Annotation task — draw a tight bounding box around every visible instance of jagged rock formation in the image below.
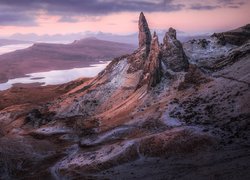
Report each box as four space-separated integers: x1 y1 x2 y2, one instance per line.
142 32 162 87
184 24 250 71
161 27 189 72
0 13 250 180
212 24 250 46
49 13 189 119
138 12 152 56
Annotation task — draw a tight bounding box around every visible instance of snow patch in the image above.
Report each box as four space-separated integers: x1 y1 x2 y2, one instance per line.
80 126 132 146
162 111 183 127
34 126 71 135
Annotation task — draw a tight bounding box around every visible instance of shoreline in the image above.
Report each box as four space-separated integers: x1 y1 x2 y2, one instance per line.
0 61 109 90
0 77 91 110
0 60 109 84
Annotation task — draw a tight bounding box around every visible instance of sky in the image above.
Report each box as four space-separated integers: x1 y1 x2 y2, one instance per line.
0 0 250 37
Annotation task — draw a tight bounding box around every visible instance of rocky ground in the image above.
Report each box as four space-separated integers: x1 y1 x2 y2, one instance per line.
0 13 249 179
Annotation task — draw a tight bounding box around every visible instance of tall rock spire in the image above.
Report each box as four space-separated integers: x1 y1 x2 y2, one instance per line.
140 31 162 87
146 32 162 87
138 12 152 55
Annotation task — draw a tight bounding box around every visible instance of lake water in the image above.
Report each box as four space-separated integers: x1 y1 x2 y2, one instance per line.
0 62 109 91
0 44 33 55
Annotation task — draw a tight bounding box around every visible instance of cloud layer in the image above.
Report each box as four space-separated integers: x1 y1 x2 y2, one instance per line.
0 0 247 26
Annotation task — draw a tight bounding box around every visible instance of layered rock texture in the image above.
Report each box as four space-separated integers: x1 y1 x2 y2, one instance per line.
0 13 250 179
212 24 250 46
161 27 189 72
138 12 152 54
143 32 162 87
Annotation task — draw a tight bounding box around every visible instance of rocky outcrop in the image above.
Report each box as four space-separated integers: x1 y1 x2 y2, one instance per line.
161 28 189 72
212 24 250 46
138 12 152 56
184 31 250 71
143 32 162 87
138 26 189 87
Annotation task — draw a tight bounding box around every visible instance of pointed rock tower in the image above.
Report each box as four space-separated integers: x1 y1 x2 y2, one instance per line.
134 14 189 88
143 32 162 87
138 12 152 56
161 27 189 72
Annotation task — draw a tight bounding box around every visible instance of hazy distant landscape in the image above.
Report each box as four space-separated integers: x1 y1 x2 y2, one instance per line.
0 39 32 47
0 43 33 55
0 31 210 46
0 38 135 84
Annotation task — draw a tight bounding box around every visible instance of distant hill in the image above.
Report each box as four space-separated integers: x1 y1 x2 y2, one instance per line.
0 39 31 46
7 31 211 45
0 38 136 83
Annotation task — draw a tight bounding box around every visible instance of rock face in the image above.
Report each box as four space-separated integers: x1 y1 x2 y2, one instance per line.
138 23 188 87
161 27 189 72
138 12 152 55
183 24 250 71
143 32 162 87
212 24 250 46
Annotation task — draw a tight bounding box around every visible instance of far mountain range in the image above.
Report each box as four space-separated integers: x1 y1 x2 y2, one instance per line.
1 31 210 45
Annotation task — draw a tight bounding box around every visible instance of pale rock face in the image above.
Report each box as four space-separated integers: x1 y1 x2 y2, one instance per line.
161 27 189 72
138 12 152 55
